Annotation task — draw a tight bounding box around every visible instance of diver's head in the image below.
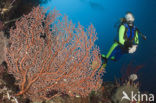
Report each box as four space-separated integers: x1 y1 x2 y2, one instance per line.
125 12 135 26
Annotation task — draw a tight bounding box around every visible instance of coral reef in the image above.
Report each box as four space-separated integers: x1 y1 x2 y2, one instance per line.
112 80 139 103
0 0 51 37
0 1 147 103
6 6 104 102
0 31 7 64
0 62 145 103
0 76 115 103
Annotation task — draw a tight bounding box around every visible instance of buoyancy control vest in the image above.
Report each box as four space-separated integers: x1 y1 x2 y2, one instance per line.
115 23 137 47
114 23 138 52
123 23 137 44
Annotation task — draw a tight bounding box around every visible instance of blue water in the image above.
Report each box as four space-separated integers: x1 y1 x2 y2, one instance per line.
41 0 156 94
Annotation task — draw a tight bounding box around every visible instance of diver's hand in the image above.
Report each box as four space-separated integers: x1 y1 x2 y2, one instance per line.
128 45 138 53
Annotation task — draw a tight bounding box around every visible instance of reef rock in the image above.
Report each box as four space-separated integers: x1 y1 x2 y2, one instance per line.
0 31 7 65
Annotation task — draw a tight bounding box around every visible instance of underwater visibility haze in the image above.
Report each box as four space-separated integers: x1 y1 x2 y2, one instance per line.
41 0 156 95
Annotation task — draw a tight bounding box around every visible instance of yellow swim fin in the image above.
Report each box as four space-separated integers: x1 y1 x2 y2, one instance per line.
102 63 107 68
98 63 107 72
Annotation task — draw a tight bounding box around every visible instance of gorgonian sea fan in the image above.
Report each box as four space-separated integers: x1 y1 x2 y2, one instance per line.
6 6 104 101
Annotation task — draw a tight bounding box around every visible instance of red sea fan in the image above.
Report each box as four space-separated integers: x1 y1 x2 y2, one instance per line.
121 62 144 82
6 6 104 101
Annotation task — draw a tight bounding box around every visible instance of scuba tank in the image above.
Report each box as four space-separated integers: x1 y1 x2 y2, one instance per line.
114 18 127 28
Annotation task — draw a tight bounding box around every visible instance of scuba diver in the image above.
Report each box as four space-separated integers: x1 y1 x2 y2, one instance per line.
101 12 146 68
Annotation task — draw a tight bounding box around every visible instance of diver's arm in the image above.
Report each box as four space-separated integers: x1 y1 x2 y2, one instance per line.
119 25 126 45
135 31 139 45
129 30 139 53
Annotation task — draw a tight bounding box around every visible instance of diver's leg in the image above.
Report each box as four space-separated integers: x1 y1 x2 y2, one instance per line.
106 42 118 59
101 42 118 59
101 42 118 68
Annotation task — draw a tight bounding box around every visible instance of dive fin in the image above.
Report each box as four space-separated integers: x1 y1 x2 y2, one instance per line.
99 63 107 72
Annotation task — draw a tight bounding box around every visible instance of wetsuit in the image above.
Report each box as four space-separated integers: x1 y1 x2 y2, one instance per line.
102 23 139 65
